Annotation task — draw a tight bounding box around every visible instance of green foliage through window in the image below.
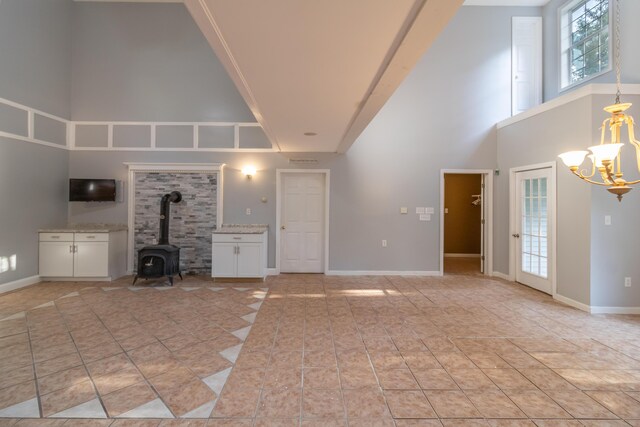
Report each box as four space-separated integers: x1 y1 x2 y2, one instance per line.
566 0 609 85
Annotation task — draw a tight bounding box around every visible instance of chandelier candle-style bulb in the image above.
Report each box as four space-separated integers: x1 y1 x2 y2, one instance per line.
559 151 589 169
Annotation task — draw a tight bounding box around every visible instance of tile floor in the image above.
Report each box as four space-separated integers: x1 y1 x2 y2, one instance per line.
0 272 639 426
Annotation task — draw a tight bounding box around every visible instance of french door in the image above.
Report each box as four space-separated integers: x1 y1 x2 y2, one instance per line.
514 168 554 294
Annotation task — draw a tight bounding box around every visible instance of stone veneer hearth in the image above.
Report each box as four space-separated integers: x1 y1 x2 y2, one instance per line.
134 172 217 274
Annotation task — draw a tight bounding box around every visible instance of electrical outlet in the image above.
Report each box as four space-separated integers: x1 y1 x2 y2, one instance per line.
400 207 408 214
246 208 251 215
625 277 632 288
382 240 387 247
605 215 611 225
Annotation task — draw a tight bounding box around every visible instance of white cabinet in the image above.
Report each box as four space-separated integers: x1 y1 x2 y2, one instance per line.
39 231 127 281
212 231 267 279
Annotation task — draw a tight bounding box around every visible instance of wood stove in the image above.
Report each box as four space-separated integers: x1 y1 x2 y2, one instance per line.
133 191 183 285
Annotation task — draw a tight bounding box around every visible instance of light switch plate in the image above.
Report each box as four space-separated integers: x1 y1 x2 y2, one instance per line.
605 215 611 225
419 214 431 221
425 207 435 214
400 207 408 214
416 207 426 214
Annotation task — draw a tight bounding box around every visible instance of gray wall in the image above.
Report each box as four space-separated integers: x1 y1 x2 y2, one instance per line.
589 94 640 308
0 0 72 285
496 96 593 305
542 0 640 101
0 0 72 118
70 2 255 122
68 6 540 272
0 138 69 284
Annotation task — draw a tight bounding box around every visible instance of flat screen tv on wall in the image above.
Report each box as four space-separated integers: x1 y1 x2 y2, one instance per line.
69 179 116 202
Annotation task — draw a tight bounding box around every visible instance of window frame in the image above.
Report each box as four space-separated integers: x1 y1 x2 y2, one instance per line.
558 0 613 92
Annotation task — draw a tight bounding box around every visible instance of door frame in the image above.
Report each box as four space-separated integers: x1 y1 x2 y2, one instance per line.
508 161 557 296
439 169 494 277
275 169 330 275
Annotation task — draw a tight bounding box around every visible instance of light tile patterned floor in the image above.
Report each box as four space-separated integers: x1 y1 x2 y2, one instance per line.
0 272 640 426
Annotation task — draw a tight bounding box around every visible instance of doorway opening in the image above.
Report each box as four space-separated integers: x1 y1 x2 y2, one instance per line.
276 170 330 274
440 169 493 276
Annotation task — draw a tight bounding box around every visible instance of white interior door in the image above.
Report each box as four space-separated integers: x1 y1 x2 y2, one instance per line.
515 168 553 294
280 173 325 273
512 17 542 116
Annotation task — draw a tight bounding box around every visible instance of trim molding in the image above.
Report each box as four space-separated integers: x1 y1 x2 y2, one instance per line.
553 293 591 312
497 83 640 129
0 275 40 294
590 306 640 315
266 268 278 276
326 270 441 276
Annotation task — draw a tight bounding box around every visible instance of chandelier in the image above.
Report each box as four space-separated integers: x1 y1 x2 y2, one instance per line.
558 0 640 201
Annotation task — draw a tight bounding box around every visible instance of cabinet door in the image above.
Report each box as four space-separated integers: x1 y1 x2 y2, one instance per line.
74 242 109 277
39 242 74 277
212 243 237 277
237 243 263 278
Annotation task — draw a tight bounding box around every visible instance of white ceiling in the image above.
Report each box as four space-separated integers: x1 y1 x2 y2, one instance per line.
185 0 463 153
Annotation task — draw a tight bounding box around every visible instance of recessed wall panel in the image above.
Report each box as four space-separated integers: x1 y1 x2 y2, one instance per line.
113 125 151 148
34 114 66 146
75 124 108 148
156 125 193 148
198 126 234 149
0 104 28 137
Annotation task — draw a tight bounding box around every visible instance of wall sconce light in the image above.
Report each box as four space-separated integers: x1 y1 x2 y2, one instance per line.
241 166 257 180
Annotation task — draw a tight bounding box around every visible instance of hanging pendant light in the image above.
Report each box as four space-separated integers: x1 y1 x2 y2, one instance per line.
558 0 640 201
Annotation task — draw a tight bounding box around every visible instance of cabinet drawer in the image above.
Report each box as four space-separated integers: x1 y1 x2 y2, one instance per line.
40 233 74 242
212 233 265 243
75 233 109 242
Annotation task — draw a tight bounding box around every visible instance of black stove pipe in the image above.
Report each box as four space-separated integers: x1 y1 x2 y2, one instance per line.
158 191 182 245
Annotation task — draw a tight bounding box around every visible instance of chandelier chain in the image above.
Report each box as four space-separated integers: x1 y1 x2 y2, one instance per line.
615 0 622 103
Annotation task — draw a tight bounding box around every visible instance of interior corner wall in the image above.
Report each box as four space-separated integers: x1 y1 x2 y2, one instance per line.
589 94 640 309
70 2 255 122
542 0 640 102
496 96 593 306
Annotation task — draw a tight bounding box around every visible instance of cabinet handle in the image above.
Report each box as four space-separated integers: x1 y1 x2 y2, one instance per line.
233 237 241 240
69 245 74 253
86 236 96 239
237 245 240 254
51 236 60 239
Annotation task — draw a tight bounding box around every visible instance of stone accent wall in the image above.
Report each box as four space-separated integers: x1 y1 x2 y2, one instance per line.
134 172 217 275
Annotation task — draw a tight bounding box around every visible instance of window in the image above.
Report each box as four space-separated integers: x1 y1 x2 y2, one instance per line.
560 0 611 89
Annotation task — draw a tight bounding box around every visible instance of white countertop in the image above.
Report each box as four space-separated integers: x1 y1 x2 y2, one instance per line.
213 224 269 234
39 224 128 233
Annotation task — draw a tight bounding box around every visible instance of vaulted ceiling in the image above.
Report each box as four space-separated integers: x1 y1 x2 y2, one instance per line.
75 0 548 152
184 0 463 153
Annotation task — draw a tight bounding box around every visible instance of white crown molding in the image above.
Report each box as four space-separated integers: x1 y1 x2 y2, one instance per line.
464 0 550 5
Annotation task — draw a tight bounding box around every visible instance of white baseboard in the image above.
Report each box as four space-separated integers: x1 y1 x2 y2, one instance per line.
40 277 114 282
590 306 640 315
444 253 481 258
0 275 41 294
266 268 278 276
553 293 591 312
491 271 510 280
326 270 441 277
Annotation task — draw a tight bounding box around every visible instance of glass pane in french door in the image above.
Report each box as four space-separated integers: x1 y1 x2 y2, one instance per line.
521 177 548 278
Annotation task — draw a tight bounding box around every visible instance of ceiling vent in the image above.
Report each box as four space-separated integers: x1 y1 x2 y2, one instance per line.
288 158 319 165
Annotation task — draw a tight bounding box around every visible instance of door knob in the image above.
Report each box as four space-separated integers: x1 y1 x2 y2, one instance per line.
281 225 286 230
512 233 520 238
